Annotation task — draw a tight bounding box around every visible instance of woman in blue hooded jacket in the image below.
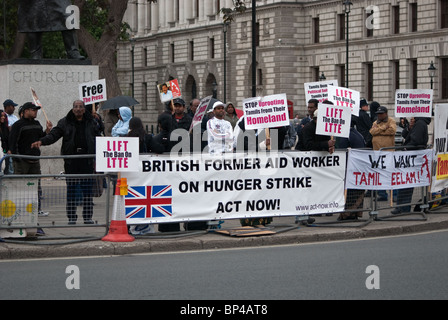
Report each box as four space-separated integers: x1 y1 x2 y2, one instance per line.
111 107 132 137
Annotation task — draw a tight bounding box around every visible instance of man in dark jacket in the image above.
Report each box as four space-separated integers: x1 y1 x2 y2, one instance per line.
391 117 431 214
32 100 101 224
354 99 372 147
9 102 52 222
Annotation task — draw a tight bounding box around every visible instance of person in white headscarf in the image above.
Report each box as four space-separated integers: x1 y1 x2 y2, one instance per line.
111 107 132 137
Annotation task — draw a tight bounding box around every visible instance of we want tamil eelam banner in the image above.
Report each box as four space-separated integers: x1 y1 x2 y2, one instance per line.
122 152 347 224
346 149 432 190
432 104 448 192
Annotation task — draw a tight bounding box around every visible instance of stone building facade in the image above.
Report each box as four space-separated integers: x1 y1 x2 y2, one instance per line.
116 0 448 129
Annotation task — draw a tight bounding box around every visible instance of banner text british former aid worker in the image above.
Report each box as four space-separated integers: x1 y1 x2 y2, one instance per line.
123 152 347 224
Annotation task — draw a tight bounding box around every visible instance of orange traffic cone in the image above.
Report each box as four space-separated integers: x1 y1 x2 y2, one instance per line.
102 178 135 242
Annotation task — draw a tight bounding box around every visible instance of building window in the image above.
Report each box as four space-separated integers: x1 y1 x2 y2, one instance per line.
442 58 448 99
393 60 400 92
255 22 260 47
338 14 345 41
210 38 215 59
189 40 194 61
257 68 263 86
143 48 148 67
313 17 320 43
442 0 448 29
339 65 345 88
409 3 418 32
170 43 175 63
365 63 374 101
312 67 320 82
366 10 374 37
142 82 147 110
392 5 400 34
408 59 418 89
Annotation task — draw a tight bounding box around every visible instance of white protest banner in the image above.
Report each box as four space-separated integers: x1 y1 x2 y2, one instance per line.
243 93 290 130
432 104 448 192
395 89 433 118
189 96 213 131
315 103 352 138
346 149 432 190
79 79 107 104
327 86 360 117
95 137 140 172
123 151 346 224
304 80 338 104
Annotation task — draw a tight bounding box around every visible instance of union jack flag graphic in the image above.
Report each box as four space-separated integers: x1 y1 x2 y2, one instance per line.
125 185 173 219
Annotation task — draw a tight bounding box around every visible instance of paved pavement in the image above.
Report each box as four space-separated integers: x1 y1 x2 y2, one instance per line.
2 204 448 260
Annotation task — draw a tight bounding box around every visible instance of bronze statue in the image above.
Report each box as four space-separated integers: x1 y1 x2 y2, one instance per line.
18 0 85 60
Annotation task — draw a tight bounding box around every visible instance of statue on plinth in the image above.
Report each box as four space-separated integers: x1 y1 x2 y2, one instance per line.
18 0 85 60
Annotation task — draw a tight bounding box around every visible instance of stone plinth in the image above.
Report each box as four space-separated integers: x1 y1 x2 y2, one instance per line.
0 60 99 174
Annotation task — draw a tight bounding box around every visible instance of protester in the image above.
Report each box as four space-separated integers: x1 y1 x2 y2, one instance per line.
337 115 366 220
354 98 372 148
392 117 431 214
86 103 105 136
127 117 164 235
295 99 318 151
188 98 200 118
224 102 239 129
111 106 132 137
127 117 164 154
3 99 19 174
369 101 380 123
31 100 101 225
3 99 19 128
9 102 52 232
301 102 335 154
369 106 396 201
207 101 234 155
103 109 119 136
0 110 9 173
171 98 192 131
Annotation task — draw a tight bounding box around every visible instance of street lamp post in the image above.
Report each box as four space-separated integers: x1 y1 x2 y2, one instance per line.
223 22 229 102
320 72 326 81
252 0 256 97
428 60 436 90
343 1 352 88
130 37 136 116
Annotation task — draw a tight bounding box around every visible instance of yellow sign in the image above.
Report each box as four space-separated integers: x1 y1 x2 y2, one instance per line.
436 154 448 180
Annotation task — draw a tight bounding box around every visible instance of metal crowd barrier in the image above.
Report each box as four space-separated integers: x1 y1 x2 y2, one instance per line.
0 154 112 244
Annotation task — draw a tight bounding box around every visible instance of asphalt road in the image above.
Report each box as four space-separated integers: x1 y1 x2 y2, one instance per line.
1 230 448 302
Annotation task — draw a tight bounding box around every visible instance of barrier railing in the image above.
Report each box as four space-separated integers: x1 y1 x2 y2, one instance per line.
0 154 111 244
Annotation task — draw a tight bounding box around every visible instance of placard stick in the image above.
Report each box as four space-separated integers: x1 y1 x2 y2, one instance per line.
265 128 271 150
30 87 49 122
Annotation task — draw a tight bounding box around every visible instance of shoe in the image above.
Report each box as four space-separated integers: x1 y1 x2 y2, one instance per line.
337 215 358 221
391 208 402 215
36 228 45 236
38 211 49 217
84 219 95 224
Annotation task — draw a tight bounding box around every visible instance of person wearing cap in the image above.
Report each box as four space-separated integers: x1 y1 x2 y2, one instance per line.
354 98 372 148
207 101 234 155
369 105 396 201
3 99 19 128
31 100 101 225
8 102 52 224
369 106 396 151
171 98 192 131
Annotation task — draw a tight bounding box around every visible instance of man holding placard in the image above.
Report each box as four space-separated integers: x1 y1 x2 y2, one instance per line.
32 100 101 224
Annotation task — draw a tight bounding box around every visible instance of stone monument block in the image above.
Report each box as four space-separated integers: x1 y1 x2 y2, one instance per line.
0 60 99 174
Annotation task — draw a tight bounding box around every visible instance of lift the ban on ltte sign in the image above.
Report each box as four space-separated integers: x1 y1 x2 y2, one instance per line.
96 137 139 172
